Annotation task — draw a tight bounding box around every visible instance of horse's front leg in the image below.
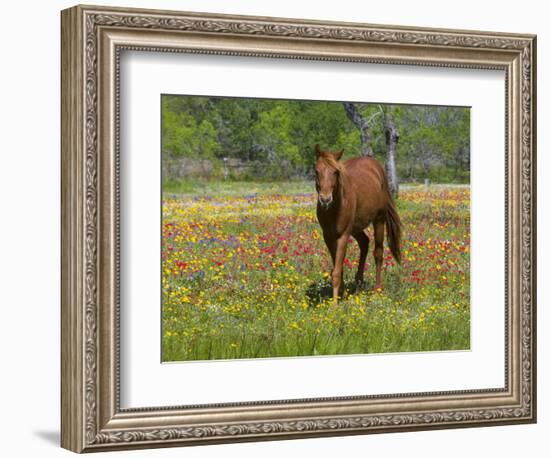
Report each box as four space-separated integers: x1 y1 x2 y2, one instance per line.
322 232 337 267
332 234 350 302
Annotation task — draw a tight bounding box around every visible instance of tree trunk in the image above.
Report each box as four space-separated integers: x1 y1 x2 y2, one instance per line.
384 113 399 198
343 102 373 157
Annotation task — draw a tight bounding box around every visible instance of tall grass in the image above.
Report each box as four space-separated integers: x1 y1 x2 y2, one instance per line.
162 182 470 361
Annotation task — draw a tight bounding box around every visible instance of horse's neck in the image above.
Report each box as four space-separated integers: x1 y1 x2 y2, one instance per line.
337 174 348 204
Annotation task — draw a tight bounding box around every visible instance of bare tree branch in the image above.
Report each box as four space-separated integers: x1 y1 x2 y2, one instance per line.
343 102 373 157
382 108 399 198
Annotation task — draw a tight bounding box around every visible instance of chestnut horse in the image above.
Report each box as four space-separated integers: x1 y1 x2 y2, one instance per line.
314 144 402 301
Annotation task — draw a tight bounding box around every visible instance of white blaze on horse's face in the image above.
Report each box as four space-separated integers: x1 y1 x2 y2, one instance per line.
315 164 337 209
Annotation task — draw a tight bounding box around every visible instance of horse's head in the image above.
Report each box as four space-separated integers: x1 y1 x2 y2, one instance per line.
314 144 344 209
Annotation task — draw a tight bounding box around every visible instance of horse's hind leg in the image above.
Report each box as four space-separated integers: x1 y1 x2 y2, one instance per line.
373 219 385 289
352 230 369 290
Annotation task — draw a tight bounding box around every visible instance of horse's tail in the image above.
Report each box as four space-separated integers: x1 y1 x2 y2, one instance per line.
385 197 402 264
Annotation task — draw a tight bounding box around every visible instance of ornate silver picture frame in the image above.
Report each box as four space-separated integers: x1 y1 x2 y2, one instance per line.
61 4 536 453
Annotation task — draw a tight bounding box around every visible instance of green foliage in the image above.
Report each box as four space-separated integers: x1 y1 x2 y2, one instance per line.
250 104 300 170
162 100 221 159
395 106 470 182
161 95 470 183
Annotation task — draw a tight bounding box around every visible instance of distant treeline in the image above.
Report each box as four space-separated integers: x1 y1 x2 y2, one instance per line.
162 95 470 183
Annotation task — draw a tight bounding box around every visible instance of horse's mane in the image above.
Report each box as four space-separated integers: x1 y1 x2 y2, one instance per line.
318 153 348 200
319 153 346 174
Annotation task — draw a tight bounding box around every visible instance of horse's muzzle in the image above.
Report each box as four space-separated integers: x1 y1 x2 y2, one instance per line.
318 194 333 209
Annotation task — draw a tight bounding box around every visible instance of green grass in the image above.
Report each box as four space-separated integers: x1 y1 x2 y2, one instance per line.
161 181 470 361
162 178 313 197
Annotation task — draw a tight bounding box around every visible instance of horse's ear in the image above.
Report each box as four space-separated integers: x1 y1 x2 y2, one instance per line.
314 144 321 158
334 150 344 161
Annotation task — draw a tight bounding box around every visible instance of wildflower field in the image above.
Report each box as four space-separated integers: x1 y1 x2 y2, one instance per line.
162 182 470 362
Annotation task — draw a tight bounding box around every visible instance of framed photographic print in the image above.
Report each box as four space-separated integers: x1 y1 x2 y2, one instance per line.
61 4 537 453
